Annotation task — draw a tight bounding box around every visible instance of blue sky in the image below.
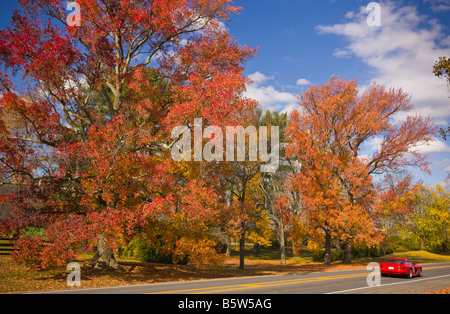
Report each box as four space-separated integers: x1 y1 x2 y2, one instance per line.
228 0 450 187
0 0 449 187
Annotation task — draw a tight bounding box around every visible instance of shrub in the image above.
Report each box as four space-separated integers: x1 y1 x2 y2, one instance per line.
312 249 343 262
121 237 188 265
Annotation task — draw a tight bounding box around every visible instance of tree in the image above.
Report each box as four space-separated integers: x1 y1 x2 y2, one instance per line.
256 109 295 265
377 171 420 251
394 185 450 252
433 56 450 81
0 0 257 270
438 126 450 141
432 56 450 139
285 76 436 265
224 108 280 269
246 213 273 257
227 160 262 270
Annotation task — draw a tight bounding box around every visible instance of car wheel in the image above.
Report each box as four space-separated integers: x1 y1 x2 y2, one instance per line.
408 268 413 279
418 268 422 277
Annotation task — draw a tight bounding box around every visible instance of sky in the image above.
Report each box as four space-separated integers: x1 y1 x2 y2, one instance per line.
226 0 450 187
0 0 449 187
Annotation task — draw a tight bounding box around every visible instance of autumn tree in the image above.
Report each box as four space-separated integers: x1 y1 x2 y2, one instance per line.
433 56 450 81
227 163 263 269
387 185 450 252
432 56 450 139
223 107 284 269
377 171 420 251
256 109 297 265
225 113 264 269
285 76 436 265
0 0 257 270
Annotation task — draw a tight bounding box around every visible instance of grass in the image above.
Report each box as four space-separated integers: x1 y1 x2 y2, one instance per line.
0 247 449 294
359 250 450 264
387 250 450 263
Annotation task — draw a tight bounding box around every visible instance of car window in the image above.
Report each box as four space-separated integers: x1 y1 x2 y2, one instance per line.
387 259 405 264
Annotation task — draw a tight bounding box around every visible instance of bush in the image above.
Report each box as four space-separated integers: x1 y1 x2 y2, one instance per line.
121 238 188 265
137 246 174 264
351 245 387 259
312 245 391 263
312 250 343 262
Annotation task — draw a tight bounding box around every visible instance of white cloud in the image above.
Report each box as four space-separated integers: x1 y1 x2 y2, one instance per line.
345 11 355 19
245 72 298 112
411 137 450 154
361 133 450 157
248 71 274 85
424 0 450 12
436 158 450 171
316 1 450 119
332 48 352 58
366 136 384 152
296 78 311 86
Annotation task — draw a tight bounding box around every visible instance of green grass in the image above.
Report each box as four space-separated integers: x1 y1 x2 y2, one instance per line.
232 245 450 265
229 245 315 262
371 250 450 264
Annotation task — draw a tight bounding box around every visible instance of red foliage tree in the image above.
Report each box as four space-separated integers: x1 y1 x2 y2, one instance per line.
0 0 256 269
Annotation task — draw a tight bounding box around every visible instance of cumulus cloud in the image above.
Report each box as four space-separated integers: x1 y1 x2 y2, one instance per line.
436 158 450 172
424 0 450 12
248 71 274 85
363 135 450 159
366 136 384 152
411 137 450 154
296 78 311 86
245 72 298 112
316 1 450 120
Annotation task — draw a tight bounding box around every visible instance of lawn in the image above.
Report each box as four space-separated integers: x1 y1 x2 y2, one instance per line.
372 250 450 264
1 248 449 294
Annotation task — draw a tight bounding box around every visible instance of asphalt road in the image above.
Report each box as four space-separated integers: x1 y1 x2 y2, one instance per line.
44 262 450 294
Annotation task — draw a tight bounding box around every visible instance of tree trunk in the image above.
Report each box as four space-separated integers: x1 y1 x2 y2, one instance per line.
239 222 246 270
343 242 352 264
292 239 297 256
420 238 426 251
91 235 121 270
324 229 332 265
226 233 231 258
279 224 286 265
253 243 260 257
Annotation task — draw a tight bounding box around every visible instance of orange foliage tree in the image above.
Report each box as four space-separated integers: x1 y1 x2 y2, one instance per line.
285 76 436 264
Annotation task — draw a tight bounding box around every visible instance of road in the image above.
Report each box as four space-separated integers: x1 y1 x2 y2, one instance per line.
43 262 450 294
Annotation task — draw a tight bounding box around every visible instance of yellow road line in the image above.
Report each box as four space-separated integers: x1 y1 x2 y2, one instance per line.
149 264 450 294
423 265 450 270
191 278 333 294
150 273 368 294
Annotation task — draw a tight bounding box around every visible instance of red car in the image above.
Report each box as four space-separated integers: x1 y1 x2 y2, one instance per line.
380 258 422 278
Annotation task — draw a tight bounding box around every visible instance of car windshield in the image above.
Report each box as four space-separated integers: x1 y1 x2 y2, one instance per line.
386 259 405 264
